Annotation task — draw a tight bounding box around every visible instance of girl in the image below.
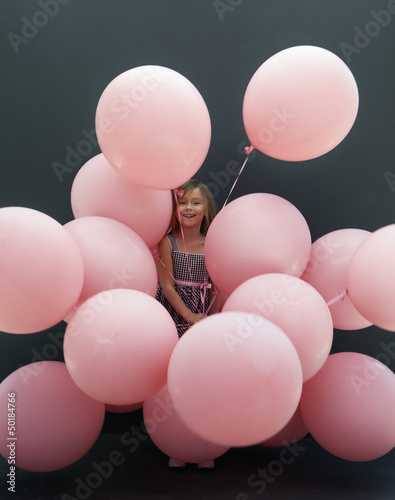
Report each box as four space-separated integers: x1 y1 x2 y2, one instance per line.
155 179 220 471
156 179 219 337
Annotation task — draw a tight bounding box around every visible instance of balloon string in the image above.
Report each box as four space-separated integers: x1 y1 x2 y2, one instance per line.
173 191 201 311
205 288 220 315
155 253 176 282
173 191 220 315
326 288 348 307
222 146 254 210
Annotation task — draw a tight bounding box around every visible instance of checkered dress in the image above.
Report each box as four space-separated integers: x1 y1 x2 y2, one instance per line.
156 234 210 337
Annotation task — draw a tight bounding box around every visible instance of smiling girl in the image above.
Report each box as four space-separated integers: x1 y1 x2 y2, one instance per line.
155 180 220 470
155 179 219 338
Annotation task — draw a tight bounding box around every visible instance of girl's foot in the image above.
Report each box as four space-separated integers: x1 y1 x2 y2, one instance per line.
197 460 215 471
168 457 186 469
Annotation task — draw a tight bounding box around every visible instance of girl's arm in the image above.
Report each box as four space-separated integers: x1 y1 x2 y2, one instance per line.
157 237 205 325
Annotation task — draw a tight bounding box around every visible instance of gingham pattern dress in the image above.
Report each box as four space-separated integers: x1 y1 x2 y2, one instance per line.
156 234 210 337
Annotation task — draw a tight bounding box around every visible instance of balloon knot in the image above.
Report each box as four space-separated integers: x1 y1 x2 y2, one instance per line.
326 288 348 307
244 146 254 155
150 247 159 260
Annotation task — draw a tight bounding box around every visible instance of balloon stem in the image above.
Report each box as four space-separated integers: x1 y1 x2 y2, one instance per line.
326 288 348 307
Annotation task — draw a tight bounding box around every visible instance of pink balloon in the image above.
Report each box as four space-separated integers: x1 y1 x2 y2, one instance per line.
300 352 395 461
205 193 311 295
167 312 303 447
143 384 229 463
0 207 83 334
301 228 372 330
347 224 395 331
95 65 211 189
223 274 333 382
243 45 359 161
105 402 143 413
71 154 172 249
218 291 228 312
64 289 178 405
64 216 158 308
260 403 308 448
0 361 105 472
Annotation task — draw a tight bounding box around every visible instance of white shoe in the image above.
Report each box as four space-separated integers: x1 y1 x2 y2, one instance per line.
168 457 186 469
197 460 215 470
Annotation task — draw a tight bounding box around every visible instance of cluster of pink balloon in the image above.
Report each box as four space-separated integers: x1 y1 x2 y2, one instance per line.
1 45 395 474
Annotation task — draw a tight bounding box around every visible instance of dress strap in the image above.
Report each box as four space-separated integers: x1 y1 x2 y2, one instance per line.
166 233 180 252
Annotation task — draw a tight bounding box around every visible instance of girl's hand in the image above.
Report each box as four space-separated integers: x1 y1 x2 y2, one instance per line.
186 312 206 325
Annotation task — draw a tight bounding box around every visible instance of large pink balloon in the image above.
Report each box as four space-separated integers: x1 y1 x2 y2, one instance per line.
105 402 143 414
0 207 83 334
64 216 158 308
143 384 229 463
167 312 303 447
0 361 105 472
71 154 172 249
223 274 333 382
300 352 395 462
347 224 395 332
205 194 311 295
95 65 211 189
301 228 372 330
260 403 308 448
64 289 178 405
243 45 359 161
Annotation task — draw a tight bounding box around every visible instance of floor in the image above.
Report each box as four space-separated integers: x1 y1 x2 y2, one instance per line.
2 409 395 500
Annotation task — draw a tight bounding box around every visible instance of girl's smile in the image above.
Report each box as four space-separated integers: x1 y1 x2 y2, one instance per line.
177 188 206 228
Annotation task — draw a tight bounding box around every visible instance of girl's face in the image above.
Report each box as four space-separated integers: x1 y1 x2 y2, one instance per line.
177 188 206 230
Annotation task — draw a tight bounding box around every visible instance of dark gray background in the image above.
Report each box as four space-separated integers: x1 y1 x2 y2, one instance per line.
1 0 395 382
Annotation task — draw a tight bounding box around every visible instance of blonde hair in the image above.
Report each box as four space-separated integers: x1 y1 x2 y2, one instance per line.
170 179 216 236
